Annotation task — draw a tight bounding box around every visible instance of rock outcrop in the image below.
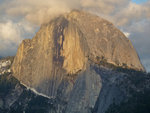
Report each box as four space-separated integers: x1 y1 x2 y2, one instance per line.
11 10 145 113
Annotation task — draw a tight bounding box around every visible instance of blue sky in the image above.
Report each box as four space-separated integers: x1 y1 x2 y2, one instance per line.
132 0 148 4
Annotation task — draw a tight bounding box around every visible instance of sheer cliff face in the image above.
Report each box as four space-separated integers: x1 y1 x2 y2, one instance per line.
12 10 144 97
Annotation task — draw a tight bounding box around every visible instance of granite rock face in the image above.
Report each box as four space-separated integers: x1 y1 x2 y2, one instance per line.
11 10 145 113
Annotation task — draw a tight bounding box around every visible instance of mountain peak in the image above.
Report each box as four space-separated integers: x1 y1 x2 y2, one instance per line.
12 10 144 97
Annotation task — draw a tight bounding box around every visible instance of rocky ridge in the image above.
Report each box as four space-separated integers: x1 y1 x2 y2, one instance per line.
1 62 149 113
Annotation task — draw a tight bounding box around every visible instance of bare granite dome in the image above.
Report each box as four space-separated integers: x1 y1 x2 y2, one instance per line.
12 10 144 98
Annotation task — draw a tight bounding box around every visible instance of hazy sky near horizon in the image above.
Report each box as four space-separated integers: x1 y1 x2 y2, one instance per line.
0 0 150 72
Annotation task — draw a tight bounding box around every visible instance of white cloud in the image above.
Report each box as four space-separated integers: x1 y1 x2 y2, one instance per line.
0 20 36 56
0 21 22 51
1 0 150 26
112 2 150 26
2 0 77 25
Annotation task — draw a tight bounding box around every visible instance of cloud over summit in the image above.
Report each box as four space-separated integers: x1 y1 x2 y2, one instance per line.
1 0 150 25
